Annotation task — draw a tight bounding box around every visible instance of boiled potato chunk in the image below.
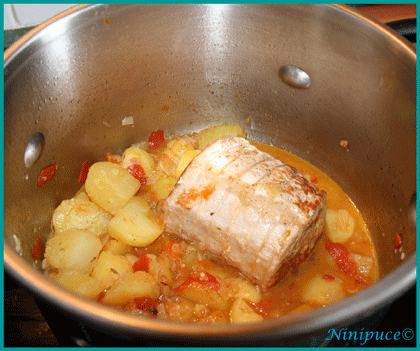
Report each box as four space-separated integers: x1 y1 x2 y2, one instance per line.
121 147 156 177
176 149 201 178
302 274 345 306
234 280 262 304
196 123 246 149
166 137 195 158
45 229 103 273
74 186 90 200
230 297 264 323
199 311 229 324
52 198 112 236
108 197 163 247
351 253 373 276
101 271 160 305
91 251 134 288
150 176 177 200
176 277 229 310
54 269 105 299
102 238 131 255
154 154 177 178
326 209 355 243
85 162 141 215
289 304 313 315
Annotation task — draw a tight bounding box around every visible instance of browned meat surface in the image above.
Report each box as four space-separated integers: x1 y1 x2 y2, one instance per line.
163 136 326 290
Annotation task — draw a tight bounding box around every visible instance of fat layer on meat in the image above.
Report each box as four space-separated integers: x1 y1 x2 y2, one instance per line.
162 136 326 291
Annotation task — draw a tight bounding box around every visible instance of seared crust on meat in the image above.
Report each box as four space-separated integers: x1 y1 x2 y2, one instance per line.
162 137 326 291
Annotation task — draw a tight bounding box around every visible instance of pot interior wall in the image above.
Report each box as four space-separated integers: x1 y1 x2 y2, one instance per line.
4 4 416 284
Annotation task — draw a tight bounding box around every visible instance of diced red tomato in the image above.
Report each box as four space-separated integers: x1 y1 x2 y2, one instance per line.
311 177 318 184
355 275 369 285
394 232 402 249
133 253 150 273
322 273 335 281
37 164 56 187
31 236 43 261
255 298 273 316
97 291 106 303
325 239 357 276
77 161 90 183
126 164 147 184
148 130 165 149
161 241 184 259
175 272 220 293
134 296 158 310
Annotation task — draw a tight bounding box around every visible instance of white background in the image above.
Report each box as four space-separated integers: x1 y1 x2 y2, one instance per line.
4 4 77 29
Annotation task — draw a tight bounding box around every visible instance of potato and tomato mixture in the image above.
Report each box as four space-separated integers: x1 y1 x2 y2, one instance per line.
42 124 378 323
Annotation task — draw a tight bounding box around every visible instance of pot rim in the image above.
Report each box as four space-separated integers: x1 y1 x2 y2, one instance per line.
3 4 417 65
3 3 416 340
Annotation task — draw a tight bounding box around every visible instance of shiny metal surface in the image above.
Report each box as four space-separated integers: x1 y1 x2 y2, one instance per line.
4 4 416 345
24 132 44 168
279 65 311 89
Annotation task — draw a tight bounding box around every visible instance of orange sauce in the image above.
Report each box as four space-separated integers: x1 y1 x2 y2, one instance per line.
251 141 379 317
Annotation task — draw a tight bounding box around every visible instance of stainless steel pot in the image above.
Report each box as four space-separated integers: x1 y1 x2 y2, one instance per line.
4 4 416 346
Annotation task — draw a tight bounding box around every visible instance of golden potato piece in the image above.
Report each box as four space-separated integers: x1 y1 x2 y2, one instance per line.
108 197 164 247
326 209 355 243
196 124 246 149
166 137 195 159
101 271 160 305
150 176 177 201
175 149 201 178
229 298 264 324
74 186 90 200
234 280 262 304
121 147 156 177
91 251 134 288
52 198 112 236
85 162 141 215
102 239 131 255
302 274 345 306
351 253 374 277
54 269 105 299
45 228 103 273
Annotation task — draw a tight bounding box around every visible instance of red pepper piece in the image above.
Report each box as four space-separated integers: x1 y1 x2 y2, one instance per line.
148 130 165 149
255 298 273 316
394 232 402 248
37 164 57 187
31 236 43 261
325 239 357 276
127 164 147 184
133 253 150 273
161 241 184 259
322 273 335 281
97 291 106 303
175 272 220 293
134 296 158 310
77 161 90 183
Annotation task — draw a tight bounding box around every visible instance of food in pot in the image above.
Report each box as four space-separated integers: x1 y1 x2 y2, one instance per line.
40 124 378 323
163 136 326 291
